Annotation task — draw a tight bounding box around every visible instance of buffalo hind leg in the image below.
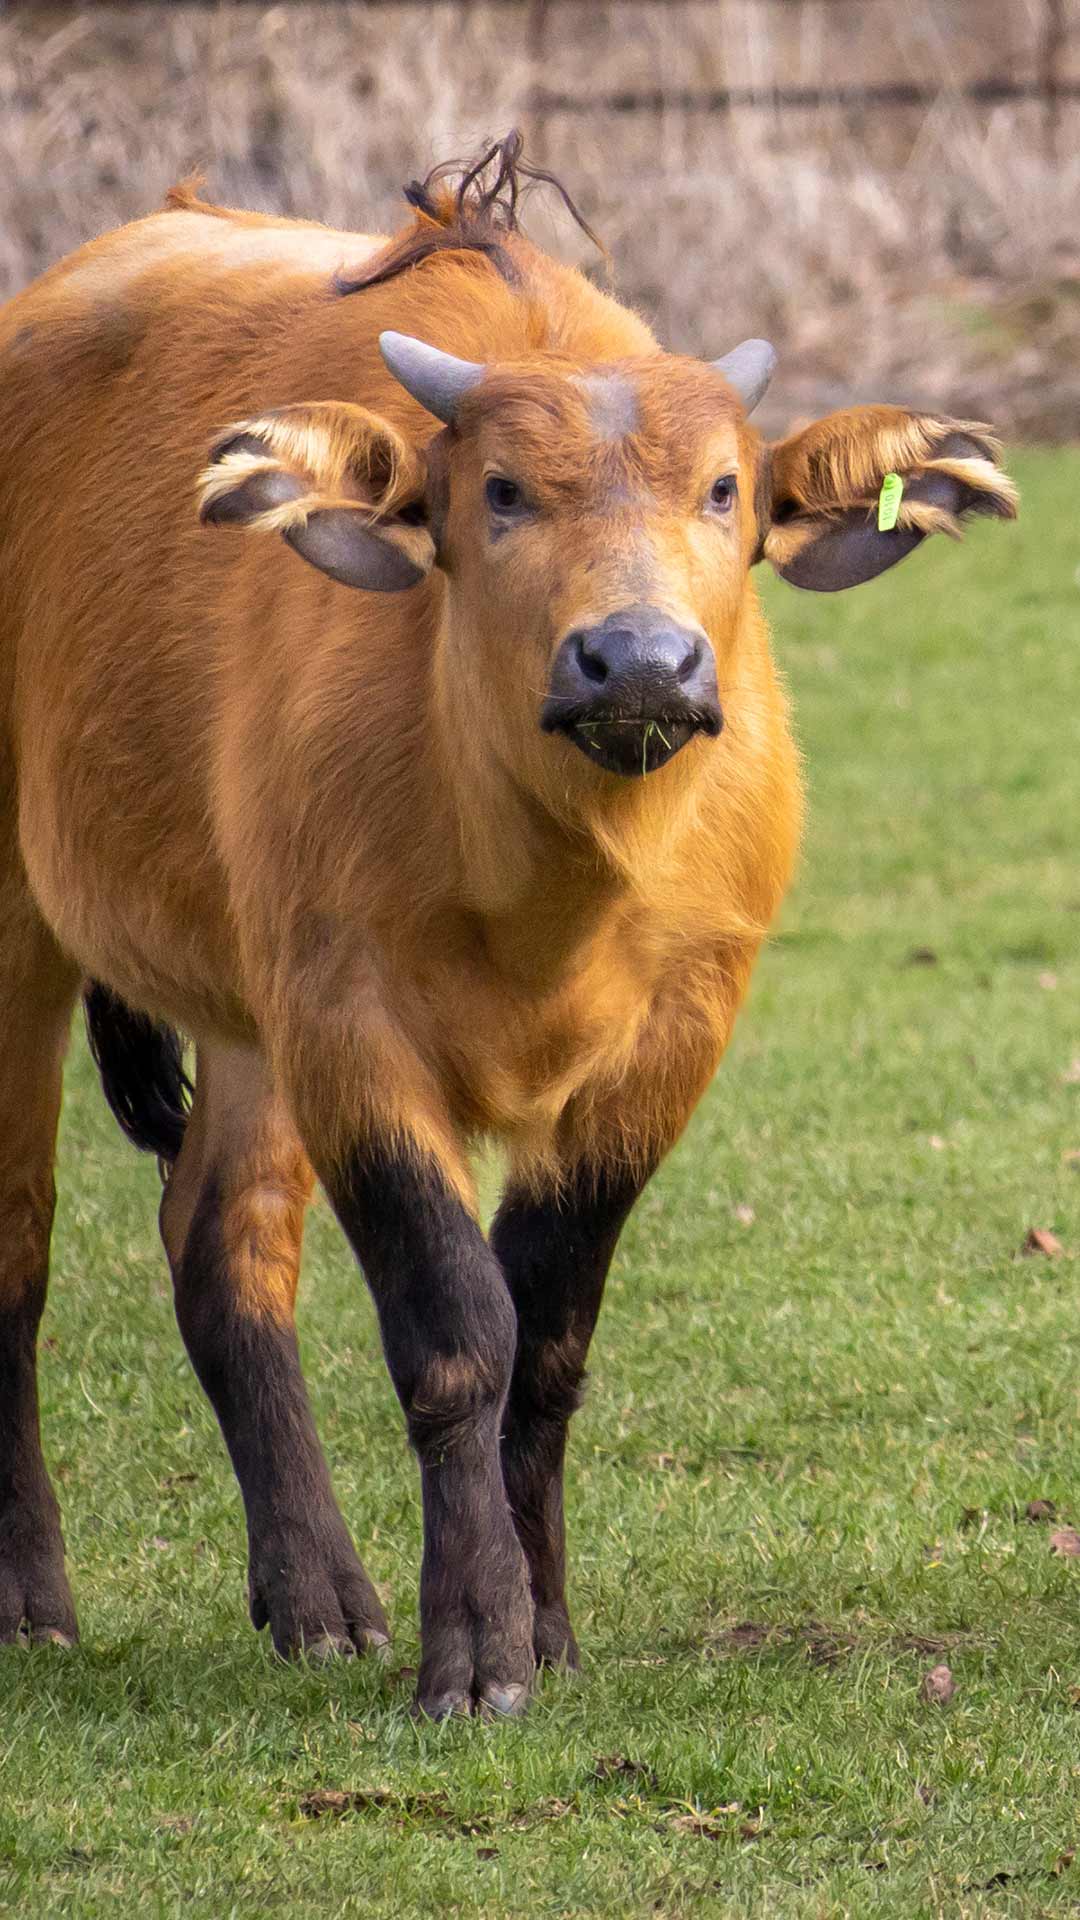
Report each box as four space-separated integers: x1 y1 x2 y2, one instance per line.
330 1145 534 1719
491 1166 644 1669
0 908 79 1648
160 1043 388 1660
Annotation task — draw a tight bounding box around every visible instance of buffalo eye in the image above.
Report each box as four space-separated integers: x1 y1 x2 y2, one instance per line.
485 474 524 514
709 475 738 513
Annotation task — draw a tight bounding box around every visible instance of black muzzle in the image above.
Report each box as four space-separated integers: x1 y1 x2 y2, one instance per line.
540 606 722 777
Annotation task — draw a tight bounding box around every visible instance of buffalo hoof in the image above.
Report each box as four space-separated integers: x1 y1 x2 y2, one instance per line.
18 1625 77 1650
0 1519 79 1651
249 1517 390 1662
302 1632 356 1664
477 1680 529 1718
412 1678 530 1721
412 1688 472 1722
532 1604 581 1672
301 1627 391 1666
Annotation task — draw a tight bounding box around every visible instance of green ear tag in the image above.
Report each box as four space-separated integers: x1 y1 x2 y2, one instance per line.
877 471 904 532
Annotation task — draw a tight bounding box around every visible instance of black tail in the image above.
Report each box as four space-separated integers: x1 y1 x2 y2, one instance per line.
83 982 192 1163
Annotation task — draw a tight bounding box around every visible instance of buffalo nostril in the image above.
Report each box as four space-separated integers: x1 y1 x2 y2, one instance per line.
677 641 703 684
572 632 608 685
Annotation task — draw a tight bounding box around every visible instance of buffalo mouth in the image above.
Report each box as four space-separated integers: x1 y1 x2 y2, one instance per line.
540 703 722 777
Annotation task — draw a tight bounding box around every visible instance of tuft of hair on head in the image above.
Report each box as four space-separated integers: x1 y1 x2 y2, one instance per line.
404 127 603 247
335 128 607 296
162 171 210 214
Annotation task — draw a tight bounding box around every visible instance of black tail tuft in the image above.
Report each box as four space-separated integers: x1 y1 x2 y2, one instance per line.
83 982 192 1164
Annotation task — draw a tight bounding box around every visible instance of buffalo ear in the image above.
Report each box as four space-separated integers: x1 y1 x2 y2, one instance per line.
198 401 434 591
759 407 1017 593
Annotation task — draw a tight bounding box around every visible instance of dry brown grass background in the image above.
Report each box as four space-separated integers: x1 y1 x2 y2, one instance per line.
2 0 1078 435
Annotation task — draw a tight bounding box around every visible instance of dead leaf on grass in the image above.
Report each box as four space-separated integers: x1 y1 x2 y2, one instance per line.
733 1203 756 1226
1062 1059 1080 1086
155 1813 195 1835
298 1788 459 1827
1038 972 1059 991
300 1788 398 1819
804 1630 854 1668
298 1787 574 1838
591 1754 659 1790
920 1664 956 1704
899 1634 966 1656
664 1804 758 1841
1020 1227 1064 1258
668 1812 725 1839
1051 1528 1080 1558
1025 1499 1058 1523
505 1799 574 1830
297 1789 577 1836
714 1620 775 1654
299 1789 348 1818
1053 1850 1076 1876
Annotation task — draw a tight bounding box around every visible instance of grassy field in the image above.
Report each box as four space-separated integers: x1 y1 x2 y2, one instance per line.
1 448 1078 1917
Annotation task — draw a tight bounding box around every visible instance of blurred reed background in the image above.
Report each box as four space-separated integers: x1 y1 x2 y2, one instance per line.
2 0 1077 435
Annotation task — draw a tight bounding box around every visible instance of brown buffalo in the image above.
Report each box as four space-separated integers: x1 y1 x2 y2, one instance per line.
0 135 1015 1715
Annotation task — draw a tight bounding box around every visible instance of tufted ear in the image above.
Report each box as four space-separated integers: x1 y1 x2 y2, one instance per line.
758 407 1017 592
198 401 434 591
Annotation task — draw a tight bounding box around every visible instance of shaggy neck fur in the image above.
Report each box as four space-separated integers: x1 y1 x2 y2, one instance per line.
426 581 761 1000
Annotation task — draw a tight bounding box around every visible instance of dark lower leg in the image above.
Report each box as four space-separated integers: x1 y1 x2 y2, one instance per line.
491 1166 643 1667
170 1174 388 1659
0 963 77 1648
330 1145 533 1717
0 1194 77 1646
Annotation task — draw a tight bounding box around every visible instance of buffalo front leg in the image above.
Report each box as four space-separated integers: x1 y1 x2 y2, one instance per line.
329 1145 534 1719
0 929 79 1649
491 1166 644 1669
160 1043 388 1660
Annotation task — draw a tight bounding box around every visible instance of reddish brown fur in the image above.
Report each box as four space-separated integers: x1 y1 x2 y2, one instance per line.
158 1042 313 1327
0 154 1015 1681
0 164 1018 1233
0 182 802 1197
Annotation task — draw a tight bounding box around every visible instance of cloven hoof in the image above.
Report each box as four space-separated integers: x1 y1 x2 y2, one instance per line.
478 1681 529 1719
302 1633 357 1665
17 1626 77 1650
413 1680 530 1722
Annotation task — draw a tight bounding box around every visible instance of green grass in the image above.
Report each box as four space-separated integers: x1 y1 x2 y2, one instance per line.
2 449 1080 1917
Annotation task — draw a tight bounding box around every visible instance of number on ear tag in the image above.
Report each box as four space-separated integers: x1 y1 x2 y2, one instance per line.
877 472 904 532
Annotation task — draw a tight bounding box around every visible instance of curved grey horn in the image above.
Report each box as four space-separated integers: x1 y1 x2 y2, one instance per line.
379 330 486 424
710 339 777 415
